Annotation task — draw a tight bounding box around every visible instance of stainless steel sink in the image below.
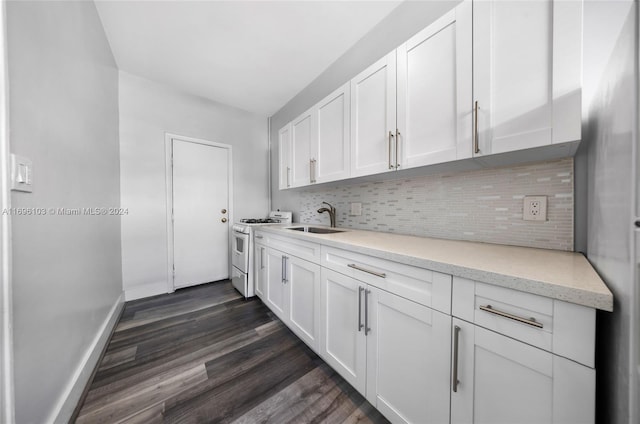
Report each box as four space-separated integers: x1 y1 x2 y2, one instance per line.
287 226 344 234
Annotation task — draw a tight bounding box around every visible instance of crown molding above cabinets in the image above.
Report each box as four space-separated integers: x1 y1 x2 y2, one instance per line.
278 0 583 190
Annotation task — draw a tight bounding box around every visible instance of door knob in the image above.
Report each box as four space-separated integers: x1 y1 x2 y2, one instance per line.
221 209 227 214
221 218 227 223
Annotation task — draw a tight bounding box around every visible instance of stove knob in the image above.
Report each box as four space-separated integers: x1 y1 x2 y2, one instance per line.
221 218 227 223
221 209 227 214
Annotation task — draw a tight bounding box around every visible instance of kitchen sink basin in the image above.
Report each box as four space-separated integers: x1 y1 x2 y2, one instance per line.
287 226 344 234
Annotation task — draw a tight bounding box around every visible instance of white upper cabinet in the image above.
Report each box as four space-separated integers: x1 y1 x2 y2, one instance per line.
277 0 582 188
350 51 397 177
278 124 291 190
314 82 351 183
290 108 315 187
396 1 472 169
473 0 582 156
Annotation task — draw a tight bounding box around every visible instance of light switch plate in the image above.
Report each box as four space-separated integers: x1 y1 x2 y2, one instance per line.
350 202 362 216
523 196 547 221
11 154 33 192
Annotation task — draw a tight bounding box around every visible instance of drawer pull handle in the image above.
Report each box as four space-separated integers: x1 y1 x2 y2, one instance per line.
347 263 386 279
255 235 263 239
479 305 543 329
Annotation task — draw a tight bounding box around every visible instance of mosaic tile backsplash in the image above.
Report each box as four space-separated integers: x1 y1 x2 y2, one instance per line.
296 159 574 251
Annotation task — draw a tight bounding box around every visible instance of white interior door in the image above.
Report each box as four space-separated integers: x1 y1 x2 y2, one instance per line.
172 138 229 289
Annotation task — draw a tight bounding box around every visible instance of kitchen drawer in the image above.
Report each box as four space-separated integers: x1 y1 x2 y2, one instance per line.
254 231 321 263
321 246 451 314
452 277 595 367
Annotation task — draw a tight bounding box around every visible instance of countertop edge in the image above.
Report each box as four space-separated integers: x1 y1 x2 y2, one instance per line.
255 226 614 312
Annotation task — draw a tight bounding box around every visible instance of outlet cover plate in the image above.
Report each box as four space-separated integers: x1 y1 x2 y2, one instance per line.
523 196 547 221
350 202 362 216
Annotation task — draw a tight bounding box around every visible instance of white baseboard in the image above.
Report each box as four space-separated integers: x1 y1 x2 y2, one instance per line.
48 292 125 424
124 281 169 301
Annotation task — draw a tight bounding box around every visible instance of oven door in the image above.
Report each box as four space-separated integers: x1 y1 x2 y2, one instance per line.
231 229 250 273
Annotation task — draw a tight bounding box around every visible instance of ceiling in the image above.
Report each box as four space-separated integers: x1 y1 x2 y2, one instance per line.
95 1 402 116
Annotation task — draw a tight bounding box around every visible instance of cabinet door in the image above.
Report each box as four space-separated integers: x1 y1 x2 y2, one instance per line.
315 82 350 183
265 248 287 321
451 319 595 424
396 1 472 169
278 124 292 190
473 0 582 156
291 109 315 187
287 256 321 350
319 268 367 395
254 242 266 299
366 287 451 424
350 51 397 177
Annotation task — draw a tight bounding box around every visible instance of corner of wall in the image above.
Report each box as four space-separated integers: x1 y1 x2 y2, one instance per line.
48 292 125 424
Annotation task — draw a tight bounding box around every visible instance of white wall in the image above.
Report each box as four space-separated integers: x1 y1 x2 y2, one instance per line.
581 1 637 423
119 72 269 300
6 1 122 423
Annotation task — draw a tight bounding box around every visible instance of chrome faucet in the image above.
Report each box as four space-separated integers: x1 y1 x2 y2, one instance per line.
317 202 336 228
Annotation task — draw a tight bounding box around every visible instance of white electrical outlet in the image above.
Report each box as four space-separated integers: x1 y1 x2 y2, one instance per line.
350 202 362 216
523 196 547 221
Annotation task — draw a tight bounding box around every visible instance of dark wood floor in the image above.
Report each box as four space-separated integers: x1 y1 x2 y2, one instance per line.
75 280 389 424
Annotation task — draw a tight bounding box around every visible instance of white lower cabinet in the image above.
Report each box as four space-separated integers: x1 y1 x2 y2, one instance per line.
319 268 367 393
254 242 266 299
259 233 598 424
263 246 321 351
367 285 452 424
264 247 288 321
320 268 451 424
287 255 321 350
451 318 595 424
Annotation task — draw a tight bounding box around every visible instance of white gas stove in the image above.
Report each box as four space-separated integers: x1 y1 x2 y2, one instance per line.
231 211 292 298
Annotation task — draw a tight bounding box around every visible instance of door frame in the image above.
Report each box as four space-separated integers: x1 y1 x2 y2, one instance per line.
0 1 13 421
164 133 233 293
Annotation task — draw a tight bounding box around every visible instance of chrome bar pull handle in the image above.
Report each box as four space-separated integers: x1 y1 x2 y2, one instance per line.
284 256 289 283
395 129 401 169
281 256 288 283
452 325 461 392
312 159 317 183
347 263 386 279
255 235 263 239
364 289 371 335
473 101 480 154
388 131 395 169
286 166 291 187
358 286 364 332
260 247 264 270
479 305 543 328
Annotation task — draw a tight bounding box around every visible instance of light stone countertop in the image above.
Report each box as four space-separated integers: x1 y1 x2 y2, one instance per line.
256 224 614 312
